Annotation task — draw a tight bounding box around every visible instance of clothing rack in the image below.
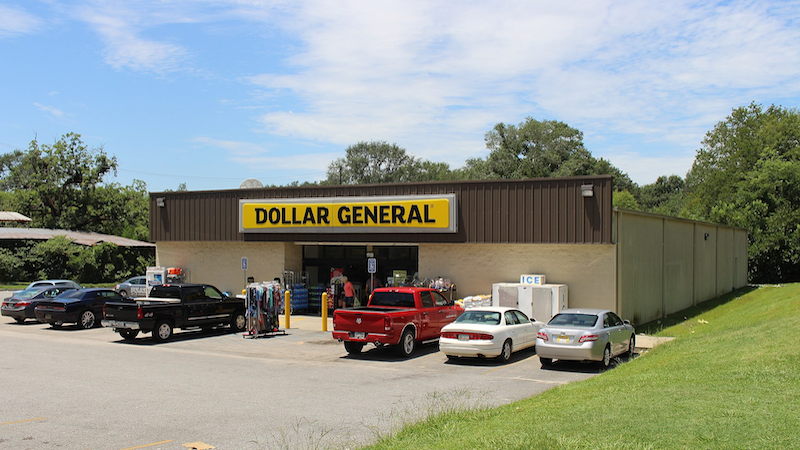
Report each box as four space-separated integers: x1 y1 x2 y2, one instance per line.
243 281 286 339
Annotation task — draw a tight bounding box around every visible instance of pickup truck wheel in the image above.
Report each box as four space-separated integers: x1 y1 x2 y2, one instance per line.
397 328 416 357
344 342 364 354
119 329 139 341
230 311 246 332
153 320 173 343
77 310 96 329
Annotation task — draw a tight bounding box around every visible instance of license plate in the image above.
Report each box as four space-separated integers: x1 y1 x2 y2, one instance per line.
458 334 469 341
45 314 52 320
352 332 366 340
557 335 570 343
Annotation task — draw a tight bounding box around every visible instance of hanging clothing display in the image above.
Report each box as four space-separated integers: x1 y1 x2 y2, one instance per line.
243 281 286 338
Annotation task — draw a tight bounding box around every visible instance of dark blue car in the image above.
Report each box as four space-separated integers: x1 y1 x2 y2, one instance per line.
2 286 78 323
35 288 123 329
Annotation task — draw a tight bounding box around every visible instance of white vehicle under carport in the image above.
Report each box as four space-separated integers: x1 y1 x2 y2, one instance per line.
535 308 635 369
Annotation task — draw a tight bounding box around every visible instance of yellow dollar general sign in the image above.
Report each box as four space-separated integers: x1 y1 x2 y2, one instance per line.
239 194 457 233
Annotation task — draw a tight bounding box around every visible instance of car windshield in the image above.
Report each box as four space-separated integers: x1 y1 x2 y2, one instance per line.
547 313 599 328
454 311 501 325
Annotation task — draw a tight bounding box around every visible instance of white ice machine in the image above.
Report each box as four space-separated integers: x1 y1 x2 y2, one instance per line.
491 283 568 322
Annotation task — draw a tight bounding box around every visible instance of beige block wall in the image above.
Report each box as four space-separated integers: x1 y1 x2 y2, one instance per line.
616 213 664 324
664 220 695 315
155 241 295 294
418 243 617 311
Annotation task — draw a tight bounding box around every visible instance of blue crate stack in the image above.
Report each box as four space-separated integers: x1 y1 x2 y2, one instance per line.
308 285 326 314
290 283 308 313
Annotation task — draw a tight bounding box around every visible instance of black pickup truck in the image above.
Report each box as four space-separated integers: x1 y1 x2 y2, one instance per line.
101 283 246 342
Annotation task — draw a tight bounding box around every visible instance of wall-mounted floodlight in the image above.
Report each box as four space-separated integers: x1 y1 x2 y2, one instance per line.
581 184 594 197
156 197 166 208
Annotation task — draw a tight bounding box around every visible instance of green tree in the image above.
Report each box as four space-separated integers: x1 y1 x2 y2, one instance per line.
468 117 635 190
613 190 640 210
685 103 800 282
0 133 149 239
637 175 686 216
324 141 454 185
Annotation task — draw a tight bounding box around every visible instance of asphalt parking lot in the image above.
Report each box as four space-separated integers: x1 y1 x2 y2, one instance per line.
0 307 606 450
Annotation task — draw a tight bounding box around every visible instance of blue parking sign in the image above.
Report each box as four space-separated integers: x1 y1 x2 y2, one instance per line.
367 258 377 274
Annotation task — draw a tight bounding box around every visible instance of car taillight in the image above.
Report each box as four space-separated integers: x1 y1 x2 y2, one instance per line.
441 332 493 340
579 334 599 343
16 301 31 307
52 305 65 311
137 305 143 320
384 316 392 332
537 331 548 341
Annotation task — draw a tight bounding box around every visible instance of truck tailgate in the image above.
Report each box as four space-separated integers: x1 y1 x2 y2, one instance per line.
103 302 141 322
334 308 412 334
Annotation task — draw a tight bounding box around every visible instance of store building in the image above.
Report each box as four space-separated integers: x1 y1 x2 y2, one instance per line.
149 175 747 325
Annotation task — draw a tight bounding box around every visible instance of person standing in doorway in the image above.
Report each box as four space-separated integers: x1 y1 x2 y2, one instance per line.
343 276 355 308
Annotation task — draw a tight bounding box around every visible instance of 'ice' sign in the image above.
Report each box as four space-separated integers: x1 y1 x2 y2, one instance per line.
520 274 545 285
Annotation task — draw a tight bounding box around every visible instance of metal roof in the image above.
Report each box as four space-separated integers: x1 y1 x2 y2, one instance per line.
0 212 32 222
0 227 155 247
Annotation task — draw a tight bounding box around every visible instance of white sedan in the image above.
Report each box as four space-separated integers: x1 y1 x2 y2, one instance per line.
439 306 544 363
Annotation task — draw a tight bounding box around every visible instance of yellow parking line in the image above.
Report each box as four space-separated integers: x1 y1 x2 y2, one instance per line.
0 417 46 425
119 440 173 450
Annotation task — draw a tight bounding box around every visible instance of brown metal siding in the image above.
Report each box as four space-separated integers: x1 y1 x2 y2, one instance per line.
150 176 613 244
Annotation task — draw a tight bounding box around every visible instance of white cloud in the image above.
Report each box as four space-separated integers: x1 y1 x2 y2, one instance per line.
239 0 800 185
0 4 42 38
33 102 64 118
76 3 191 73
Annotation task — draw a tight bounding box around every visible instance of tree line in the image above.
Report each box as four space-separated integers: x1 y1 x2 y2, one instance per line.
2 103 798 284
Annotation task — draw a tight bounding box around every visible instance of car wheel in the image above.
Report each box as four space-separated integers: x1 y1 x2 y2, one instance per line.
497 339 513 363
153 320 173 343
344 341 364 354
51 322 62 329
627 335 636 358
601 344 612 369
78 310 96 329
397 328 416 357
540 357 553 367
14 317 25 324
446 354 458 361
119 329 139 341
230 311 246 332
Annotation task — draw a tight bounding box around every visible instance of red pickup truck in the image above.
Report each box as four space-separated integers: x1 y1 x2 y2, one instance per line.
332 287 464 357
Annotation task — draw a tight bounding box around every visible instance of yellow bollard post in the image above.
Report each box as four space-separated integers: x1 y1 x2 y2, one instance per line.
321 292 328 332
284 290 291 329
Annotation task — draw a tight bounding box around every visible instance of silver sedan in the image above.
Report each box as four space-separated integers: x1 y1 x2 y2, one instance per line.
535 308 635 369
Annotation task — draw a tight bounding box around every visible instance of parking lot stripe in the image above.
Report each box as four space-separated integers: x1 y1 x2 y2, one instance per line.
0 417 46 425
119 440 173 450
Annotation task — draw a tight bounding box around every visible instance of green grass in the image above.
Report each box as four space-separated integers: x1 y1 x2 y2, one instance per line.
364 284 800 450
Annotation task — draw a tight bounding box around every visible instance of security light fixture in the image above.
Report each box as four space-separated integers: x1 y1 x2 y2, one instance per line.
581 184 594 197
156 197 166 208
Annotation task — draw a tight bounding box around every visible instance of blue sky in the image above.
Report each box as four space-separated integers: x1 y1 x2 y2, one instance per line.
2 1 800 193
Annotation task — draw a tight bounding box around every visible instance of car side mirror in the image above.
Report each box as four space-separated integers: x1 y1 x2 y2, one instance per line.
623 320 630 325
530 318 536 323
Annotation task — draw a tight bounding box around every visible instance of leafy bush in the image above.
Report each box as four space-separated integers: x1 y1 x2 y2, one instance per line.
0 238 154 283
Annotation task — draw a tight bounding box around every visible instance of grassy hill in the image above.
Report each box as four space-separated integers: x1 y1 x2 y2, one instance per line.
365 284 800 450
